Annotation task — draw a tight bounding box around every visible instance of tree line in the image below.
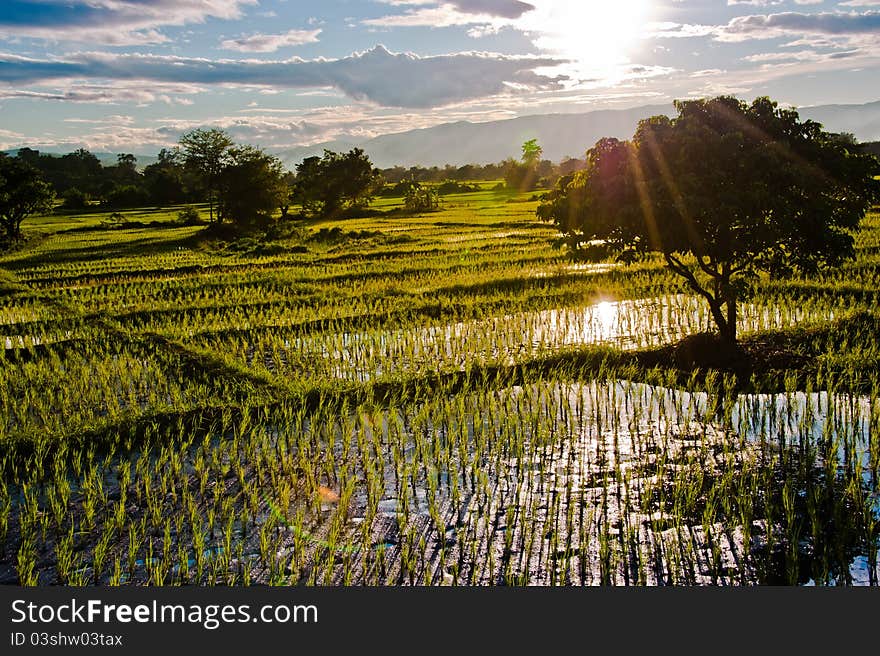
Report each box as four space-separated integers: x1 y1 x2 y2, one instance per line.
7 137 580 216
0 127 573 240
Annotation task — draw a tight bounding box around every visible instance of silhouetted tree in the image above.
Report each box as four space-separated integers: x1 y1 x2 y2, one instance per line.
538 96 880 344
0 155 55 240
143 148 187 206
61 187 89 210
216 146 287 225
179 128 233 222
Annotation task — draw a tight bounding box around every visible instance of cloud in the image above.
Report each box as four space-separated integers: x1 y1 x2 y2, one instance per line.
220 29 322 53
375 1 534 20
366 0 535 28
0 45 567 108
0 127 25 149
0 0 257 46
0 81 202 105
650 10 880 43
719 11 880 41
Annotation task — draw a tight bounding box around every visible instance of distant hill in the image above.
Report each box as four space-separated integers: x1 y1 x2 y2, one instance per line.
799 101 880 144
276 104 674 169
7 99 880 170
278 99 880 168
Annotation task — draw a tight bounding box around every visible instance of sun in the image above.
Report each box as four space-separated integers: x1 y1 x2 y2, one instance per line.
523 0 651 82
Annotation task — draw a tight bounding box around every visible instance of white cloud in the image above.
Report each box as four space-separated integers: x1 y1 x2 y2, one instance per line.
719 10 880 42
373 1 535 22
0 0 257 46
0 127 25 149
220 29 322 53
650 10 880 45
0 82 203 105
0 45 568 108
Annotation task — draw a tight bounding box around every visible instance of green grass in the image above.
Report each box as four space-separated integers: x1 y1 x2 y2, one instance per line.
0 189 878 586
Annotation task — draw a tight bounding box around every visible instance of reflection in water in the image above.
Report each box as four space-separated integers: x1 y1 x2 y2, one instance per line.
240 294 836 383
595 300 617 337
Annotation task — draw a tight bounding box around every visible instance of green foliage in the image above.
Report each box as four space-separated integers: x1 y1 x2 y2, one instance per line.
0 155 55 240
403 182 440 212
177 205 203 225
2 186 880 587
102 211 128 228
61 187 89 211
538 96 880 342
216 146 287 227
521 138 543 166
179 128 234 222
143 149 188 207
104 184 150 209
436 180 479 194
292 148 381 218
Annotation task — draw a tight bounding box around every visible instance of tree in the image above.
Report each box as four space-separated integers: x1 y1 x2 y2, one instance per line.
143 148 187 206
179 128 233 222
278 171 297 218
216 145 287 225
61 187 89 210
404 182 439 212
506 139 545 191
521 138 543 167
292 148 381 218
538 96 880 344
0 155 55 240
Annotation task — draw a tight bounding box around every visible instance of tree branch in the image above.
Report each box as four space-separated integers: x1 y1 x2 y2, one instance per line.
664 253 715 303
695 254 720 280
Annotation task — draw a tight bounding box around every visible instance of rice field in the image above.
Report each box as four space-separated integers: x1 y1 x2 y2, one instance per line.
1 188 878 586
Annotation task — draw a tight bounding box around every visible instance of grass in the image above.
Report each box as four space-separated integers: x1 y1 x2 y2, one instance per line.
0 187 878 586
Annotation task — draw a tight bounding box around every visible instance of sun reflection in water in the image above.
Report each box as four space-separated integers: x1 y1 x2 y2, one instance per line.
595 300 618 338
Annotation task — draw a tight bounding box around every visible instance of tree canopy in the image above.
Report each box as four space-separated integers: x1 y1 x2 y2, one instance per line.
178 128 233 222
521 138 543 167
216 145 287 226
292 148 381 218
537 96 880 343
0 155 55 240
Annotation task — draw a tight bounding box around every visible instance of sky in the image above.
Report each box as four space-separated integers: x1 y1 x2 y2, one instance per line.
0 0 878 154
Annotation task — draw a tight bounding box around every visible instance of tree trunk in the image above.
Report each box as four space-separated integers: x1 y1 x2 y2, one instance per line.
2 216 21 240
721 276 737 345
707 297 730 342
725 296 737 344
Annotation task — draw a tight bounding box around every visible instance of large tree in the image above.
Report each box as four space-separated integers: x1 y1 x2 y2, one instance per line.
292 148 381 218
216 145 287 225
179 128 233 222
0 155 55 240
537 96 880 344
143 148 187 206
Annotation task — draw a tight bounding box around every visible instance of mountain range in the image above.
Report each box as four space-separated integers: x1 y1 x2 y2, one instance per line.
276 99 880 168
7 99 880 170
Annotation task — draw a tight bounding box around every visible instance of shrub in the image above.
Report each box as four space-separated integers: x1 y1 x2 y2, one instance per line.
404 183 440 213
177 206 204 225
61 188 89 211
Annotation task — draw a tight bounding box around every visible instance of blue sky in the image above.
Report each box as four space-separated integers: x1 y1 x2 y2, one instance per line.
0 0 878 153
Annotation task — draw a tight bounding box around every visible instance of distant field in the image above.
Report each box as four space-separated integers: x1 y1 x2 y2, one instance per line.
1 187 878 586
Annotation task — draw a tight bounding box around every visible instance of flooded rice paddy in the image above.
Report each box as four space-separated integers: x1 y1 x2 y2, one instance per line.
3 379 876 586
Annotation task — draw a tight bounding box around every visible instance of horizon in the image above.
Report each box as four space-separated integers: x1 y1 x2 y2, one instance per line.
2 1 880 154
